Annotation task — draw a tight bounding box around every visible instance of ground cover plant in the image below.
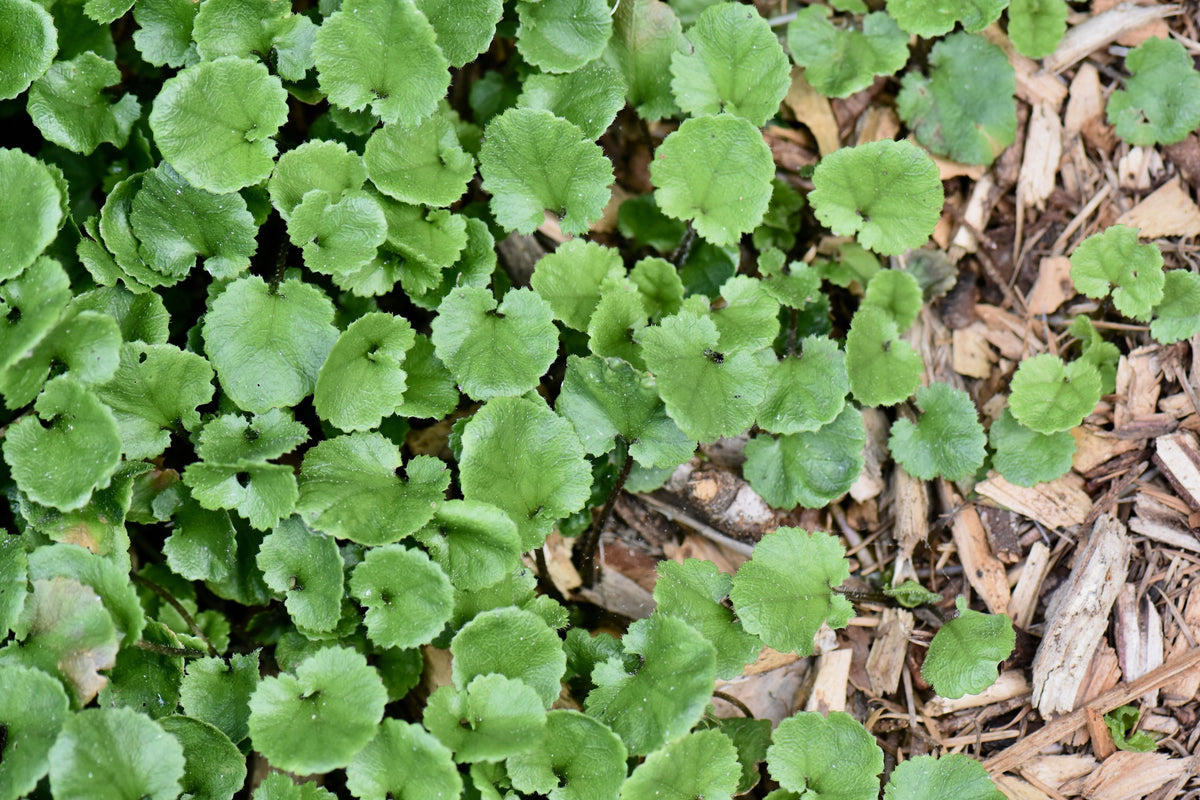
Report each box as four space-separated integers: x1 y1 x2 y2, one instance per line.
3 0 1200 798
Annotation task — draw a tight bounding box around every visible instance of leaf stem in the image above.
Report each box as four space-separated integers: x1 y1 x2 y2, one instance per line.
671 222 696 268
573 450 635 588
134 639 210 659
713 690 755 718
130 573 218 657
786 307 799 356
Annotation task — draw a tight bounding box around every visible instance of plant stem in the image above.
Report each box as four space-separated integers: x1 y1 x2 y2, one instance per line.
131 573 218 657
713 690 755 718
671 222 696 268
573 451 635 588
786 307 799 356
134 640 210 659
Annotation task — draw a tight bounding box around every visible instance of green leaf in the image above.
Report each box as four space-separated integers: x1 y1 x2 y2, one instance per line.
1070 315 1119 395
149 57 288 193
193 0 316 80
619 729 740 800
670 2 789 126
287 189 386 277
743 406 866 509
606 0 685 121
638 311 768 442
394 334 460 419
531 239 625 331
258 516 345 633
297 433 450 545
48 708 185 800
314 311 415 431
1007 0 1067 58
654 558 761 680
889 383 986 481
709 275 780 353
203 275 338 413
413 500 523 592
132 0 200 68
1104 705 1159 752
248 646 387 774
4 377 121 512
96 620 183 719
268 139 368 222
884 752 1005 800
883 580 943 609
0 260 70 389
898 33 1016 166
0 148 66 281
424 674 548 763
863 269 924 330
630 257 685 320
159 715 247 800
369 201 470 299
431 286 557 400
810 138 944 255
787 8 908 99
27 52 140 154
347 719 463 800
196 408 309 465
179 651 259 744
766 711 883 800
650 114 774 246
0 0 56 101
254 774 336 800
414 0 503 68
365 115 474 207
1151 270 1200 344
349 544 454 649
1069 225 1164 321
0 663 69 800
69 286 169 345
1008 353 1101 434
758 336 849 434
886 0 1007 36
1108 37 1200 146
28 543 144 646
518 59 626 140
586 279 649 369
480 108 614 236
83 0 132 24
558 355 696 468
516 0 612 74
586 614 716 755
921 597 1015 698
0 538 26 638
507 710 628 800
459 396 592 549
730 527 853 656
183 462 298 531
844 306 924 407
452 606 566 708
989 408 1075 487
0 306 121 410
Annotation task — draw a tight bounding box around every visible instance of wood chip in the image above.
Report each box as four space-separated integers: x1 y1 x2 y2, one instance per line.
576 567 656 620
1025 256 1074 316
849 407 889 502
1032 514 1131 717
1072 425 1142 474
866 608 912 697
716 658 808 725
1079 751 1197 800
950 174 996 254
976 471 1093 529
1044 3 1183 74
784 67 840 157
1153 430 1200 510
974 303 1044 361
980 26 1068 111
1010 540 1053 630
1063 62 1105 138
1115 176 1200 238
1129 492 1200 554
922 670 1030 716
1113 582 1165 707
951 322 996 379
893 464 929 561
1018 103 1064 212
804 648 853 714
853 105 900 146
1093 0 1173 45
993 774 1055 800
1162 583 1200 705
940 483 1011 615
1071 640 1123 743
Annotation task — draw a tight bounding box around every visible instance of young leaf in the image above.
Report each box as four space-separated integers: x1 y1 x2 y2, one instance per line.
414 500 523 592
202 275 338 414
424 675 548 763
192 0 316 80
787 8 908 99
69 286 169 346
346 719 463 800
414 0 503 68
452 606 566 709
758 336 849 434
131 0 200 68
1108 37 1200 146
377 201 469 298
268 139 369 222
27 52 141 154
1008 353 1101 434
313 0 448 125
654 559 762 679
1104 705 1159 752
0 148 66 281
157 715 247 800
1007 0 1068 59
531 239 626 331
1 304 122 410
730 527 853 656
586 614 716 755
743 406 866 509
670 2 790 126
638 311 769 442
0 663 70 800
897 33 1016 166
1069 225 1164 321
349 544 454 649
297 433 449 545
650 114 774 246
479 108 614 236
507 710 628 800
314 311 415 431
248 646 387 774
0 257 71 376
863 269 924 330
618 729 740 800
196 408 308 465
586 279 650 369
630 256 685 320
886 0 1007 36
766 711 883 800
606 0 686 121
921 597 1015 698
989 408 1075 487
1151 270 1200 344
257 516 345 633
149 57 288 193
710 275 781 353
516 0 612 74
48 707 185 800
844 306 924 407
288 190 387 277
458 396 592 549
518 59 627 140
889 383 987 482
1069 315 1119 395
179 652 259 744
883 580 943 609
183 461 298 531
365 115 474 207
883 752 1005 800
431 286 558 400
394 334 460 419
254 773 336 800
809 139 943 255
0 538 26 638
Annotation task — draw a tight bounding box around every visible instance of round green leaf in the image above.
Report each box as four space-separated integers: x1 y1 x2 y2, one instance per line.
452 606 566 708
1107 37 1200 147
921 597 1015 698
0 148 66 281
1069 224 1164 321
349 544 454 649
1008 353 1102 434
413 500 523 592
414 0 503 68
709 275 781 353
27 543 144 645
0 538 26 638
518 59 626 140
787 8 908 99
179 652 259 744
989 408 1075 487
889 383 986 482
1151 270 1200 344
766 711 883 799
480 108 614 236
730 527 853 656
431 286 558 401
347 719 463 800
313 0 449 125
531 239 625 331
0 306 121 410
254 774 336 800
158 715 247 800
287 190 387 277
196 408 309 465
886 0 1006 36
743 405 866 509
844 306 924 407
258 516 345 633
149 56 288 193
586 279 649 369
758 336 849 434
248 646 387 774
508 710 628 800
314 311 415 432
182 461 298 531
365 115 474 207
650 114 774 246
0 0 56 101
0 663 69 800
810 138 943 255
268 139 368 222
394 333 460 419
619 729 740 800
48 707 186 800
607 0 686 121
27 52 140 154
1008 0 1068 59
423 675 548 763
863 269 924 330
516 0 612 74
0 257 70 376
670 2 790 126
654 558 762 680
202 275 338 413
193 0 316 80
630 256 685 319
96 620 183 720
884 753 1005 800
132 0 200 68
